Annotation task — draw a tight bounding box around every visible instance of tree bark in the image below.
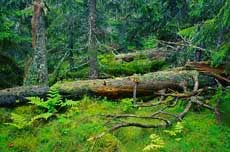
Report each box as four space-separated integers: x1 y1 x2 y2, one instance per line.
88 0 98 79
24 0 48 86
0 85 49 106
1 69 215 106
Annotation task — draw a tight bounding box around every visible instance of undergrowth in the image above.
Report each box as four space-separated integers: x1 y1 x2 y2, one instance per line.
0 94 230 152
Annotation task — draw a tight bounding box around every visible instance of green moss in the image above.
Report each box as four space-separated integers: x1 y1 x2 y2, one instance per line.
54 53 167 81
0 97 230 152
99 54 167 76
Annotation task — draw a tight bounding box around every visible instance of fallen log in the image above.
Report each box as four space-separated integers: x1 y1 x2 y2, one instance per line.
115 47 174 62
0 85 49 106
0 70 198 106
1 69 215 106
54 70 201 99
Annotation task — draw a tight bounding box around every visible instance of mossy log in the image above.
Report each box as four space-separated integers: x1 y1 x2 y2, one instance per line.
115 47 173 62
0 69 213 106
54 70 199 99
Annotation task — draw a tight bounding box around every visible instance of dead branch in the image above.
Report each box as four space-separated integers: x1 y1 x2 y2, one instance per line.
191 99 214 111
88 98 193 141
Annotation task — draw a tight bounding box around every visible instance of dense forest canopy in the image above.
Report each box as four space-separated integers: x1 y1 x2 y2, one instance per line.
1 0 229 85
0 0 230 152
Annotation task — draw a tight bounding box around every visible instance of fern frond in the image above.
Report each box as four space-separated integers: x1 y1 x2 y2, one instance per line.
31 113 53 122
4 113 31 129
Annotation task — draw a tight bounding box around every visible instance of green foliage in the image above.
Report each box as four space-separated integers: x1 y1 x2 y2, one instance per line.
178 26 197 39
6 87 79 129
211 43 230 67
28 87 79 113
178 1 230 67
120 98 133 112
164 122 184 142
143 134 165 151
142 35 158 49
31 113 53 122
4 113 31 129
211 87 230 126
0 54 23 89
1 97 230 151
28 87 61 113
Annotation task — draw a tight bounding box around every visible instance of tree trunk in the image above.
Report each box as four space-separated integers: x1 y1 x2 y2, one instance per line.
24 0 48 86
68 21 75 71
88 0 98 79
118 21 127 52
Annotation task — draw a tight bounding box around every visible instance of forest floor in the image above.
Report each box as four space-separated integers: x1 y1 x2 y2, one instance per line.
0 96 230 152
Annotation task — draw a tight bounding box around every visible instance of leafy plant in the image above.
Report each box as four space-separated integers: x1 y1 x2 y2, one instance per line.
211 43 230 67
211 87 230 125
164 122 184 141
120 98 133 112
143 134 165 151
5 113 31 129
6 87 79 129
28 87 79 113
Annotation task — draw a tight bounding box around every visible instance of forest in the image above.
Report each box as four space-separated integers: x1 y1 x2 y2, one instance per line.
0 0 230 151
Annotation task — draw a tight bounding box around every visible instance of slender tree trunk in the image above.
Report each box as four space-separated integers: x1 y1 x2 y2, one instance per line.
24 0 48 86
88 0 98 79
118 21 127 51
68 22 75 71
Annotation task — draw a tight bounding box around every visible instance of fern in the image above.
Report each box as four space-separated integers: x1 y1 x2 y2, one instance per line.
120 98 133 112
164 122 184 139
27 87 62 113
31 113 53 122
27 97 49 109
9 87 80 129
5 113 31 129
61 99 79 107
143 134 165 151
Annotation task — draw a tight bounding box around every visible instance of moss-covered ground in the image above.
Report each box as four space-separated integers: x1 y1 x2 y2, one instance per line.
0 96 230 152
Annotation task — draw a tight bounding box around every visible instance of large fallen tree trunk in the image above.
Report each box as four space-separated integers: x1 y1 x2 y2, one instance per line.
54 70 201 99
0 69 214 106
0 70 195 106
115 47 175 62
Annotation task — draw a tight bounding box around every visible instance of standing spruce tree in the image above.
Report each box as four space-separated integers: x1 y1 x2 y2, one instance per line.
24 0 48 85
88 0 98 79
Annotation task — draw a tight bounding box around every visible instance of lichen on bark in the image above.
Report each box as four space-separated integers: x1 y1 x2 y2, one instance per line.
24 0 48 86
